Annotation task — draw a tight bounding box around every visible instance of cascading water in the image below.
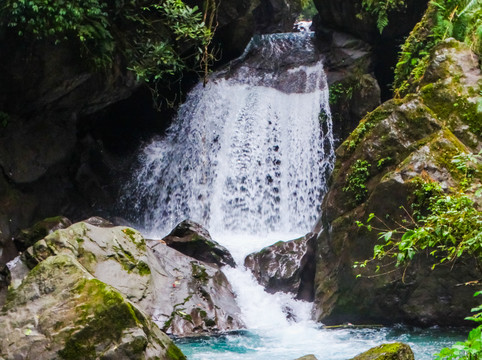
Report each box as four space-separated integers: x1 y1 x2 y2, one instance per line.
124 32 460 359
128 32 334 239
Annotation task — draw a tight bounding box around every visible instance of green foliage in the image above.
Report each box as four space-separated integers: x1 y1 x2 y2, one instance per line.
0 111 9 128
393 0 482 96
354 153 482 358
343 159 372 204
435 292 482 359
361 0 407 33
0 0 215 94
298 0 317 20
329 82 354 105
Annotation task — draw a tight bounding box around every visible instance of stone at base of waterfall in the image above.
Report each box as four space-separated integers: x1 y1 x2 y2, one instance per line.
6 218 244 336
0 254 185 360
295 355 318 360
350 343 414 360
162 220 235 268
244 232 317 301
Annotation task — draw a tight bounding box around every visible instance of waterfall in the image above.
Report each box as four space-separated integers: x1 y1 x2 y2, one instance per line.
123 32 458 360
126 32 335 242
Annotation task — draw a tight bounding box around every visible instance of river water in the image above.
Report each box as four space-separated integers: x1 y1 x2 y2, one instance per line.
125 32 462 359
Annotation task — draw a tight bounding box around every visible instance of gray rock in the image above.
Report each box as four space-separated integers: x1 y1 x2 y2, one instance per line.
163 220 236 268
0 254 186 360
8 221 244 336
244 232 317 301
147 239 244 335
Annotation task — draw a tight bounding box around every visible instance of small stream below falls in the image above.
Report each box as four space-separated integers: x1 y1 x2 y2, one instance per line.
124 32 462 359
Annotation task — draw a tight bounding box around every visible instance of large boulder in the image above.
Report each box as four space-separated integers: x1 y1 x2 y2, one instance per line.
0 254 186 360
7 220 244 336
350 343 414 360
244 233 317 301
163 220 235 268
313 39 481 327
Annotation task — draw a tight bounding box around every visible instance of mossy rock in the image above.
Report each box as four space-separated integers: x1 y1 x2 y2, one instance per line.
12 215 72 252
350 343 414 360
0 254 186 360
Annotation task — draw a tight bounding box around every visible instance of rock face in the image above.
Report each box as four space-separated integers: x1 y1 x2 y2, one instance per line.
0 254 186 360
163 220 235 268
318 30 381 144
313 39 481 327
200 0 304 59
244 233 317 301
350 343 414 360
7 220 244 336
312 0 427 44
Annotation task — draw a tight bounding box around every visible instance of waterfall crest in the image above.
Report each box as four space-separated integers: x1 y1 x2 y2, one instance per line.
126 32 335 239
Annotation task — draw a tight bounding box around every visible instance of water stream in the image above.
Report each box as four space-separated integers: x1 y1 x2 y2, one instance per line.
125 32 461 359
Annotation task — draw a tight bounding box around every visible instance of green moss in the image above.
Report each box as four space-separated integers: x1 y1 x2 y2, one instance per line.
166 342 187 360
343 160 372 205
393 0 482 96
352 342 412 359
122 227 147 251
137 260 151 276
341 104 395 154
58 278 142 359
191 262 209 283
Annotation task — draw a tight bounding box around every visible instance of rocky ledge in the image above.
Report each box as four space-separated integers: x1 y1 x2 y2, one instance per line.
1 218 245 358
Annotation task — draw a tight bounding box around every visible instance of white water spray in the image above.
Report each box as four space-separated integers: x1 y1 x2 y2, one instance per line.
128 33 334 240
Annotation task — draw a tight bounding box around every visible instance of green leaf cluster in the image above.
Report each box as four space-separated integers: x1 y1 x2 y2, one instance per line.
0 0 215 87
393 0 482 96
436 293 482 359
343 159 372 204
361 0 407 33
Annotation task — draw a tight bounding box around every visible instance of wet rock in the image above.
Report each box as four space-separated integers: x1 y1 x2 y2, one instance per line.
202 0 304 59
350 343 414 360
313 39 481 327
8 220 243 336
163 220 235 268
244 233 317 301
82 216 115 227
0 254 185 360
147 240 244 335
12 216 72 252
295 355 318 360
319 31 381 145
